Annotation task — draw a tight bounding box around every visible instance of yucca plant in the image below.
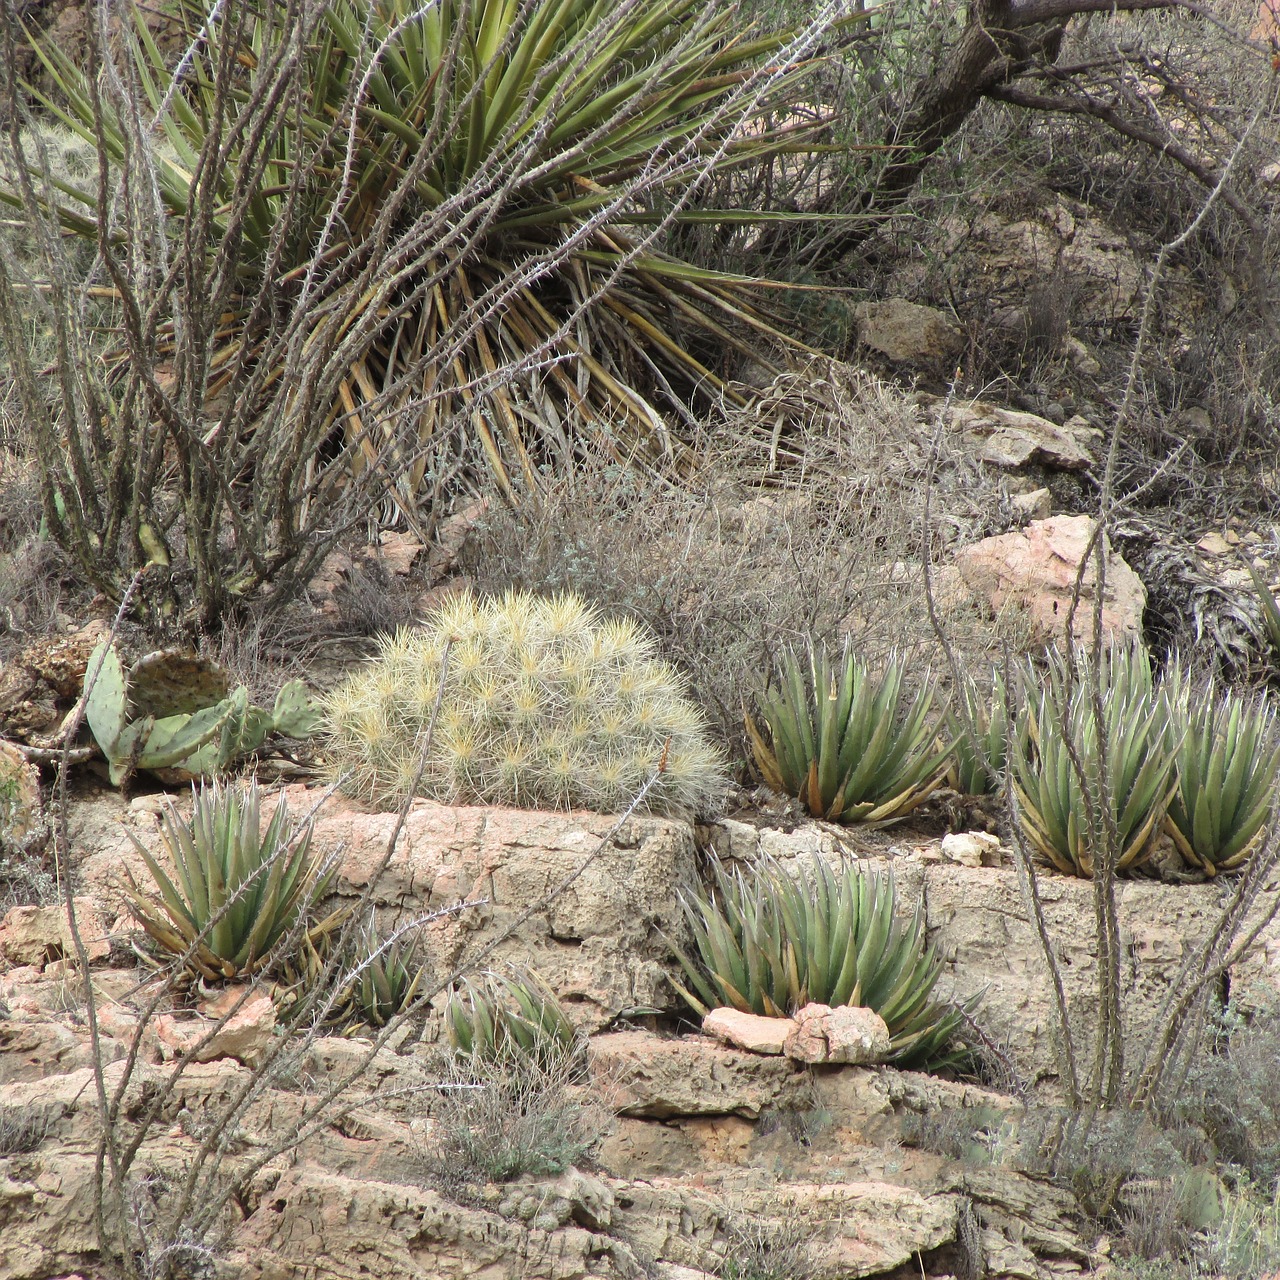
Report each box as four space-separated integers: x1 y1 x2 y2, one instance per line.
2 0 854 624
946 668 1010 797
746 642 952 823
1163 667 1280 876
445 968 583 1072
1009 644 1179 878
672 856 973 1069
123 782 341 981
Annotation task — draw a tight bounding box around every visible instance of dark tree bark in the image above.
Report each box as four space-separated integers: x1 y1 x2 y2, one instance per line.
799 0 1210 269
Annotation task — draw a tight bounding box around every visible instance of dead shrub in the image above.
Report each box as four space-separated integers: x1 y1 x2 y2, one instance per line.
716 1211 814 1280
1176 1014 1280 1194
422 1053 604 1201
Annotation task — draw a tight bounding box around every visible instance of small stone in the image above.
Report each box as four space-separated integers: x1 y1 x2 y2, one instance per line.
1011 488 1052 521
784 1003 891 1065
702 1008 794 1056
940 831 1003 868
1224 529 1242 546
1196 532 1232 557
1043 402 1065 425
1062 336 1101 376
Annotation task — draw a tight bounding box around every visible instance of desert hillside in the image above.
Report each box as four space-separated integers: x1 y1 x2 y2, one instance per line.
1 2 1279 1278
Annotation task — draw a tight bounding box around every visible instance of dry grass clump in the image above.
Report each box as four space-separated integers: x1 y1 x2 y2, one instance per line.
0 1104 52 1155
465 363 1023 756
422 1053 603 1202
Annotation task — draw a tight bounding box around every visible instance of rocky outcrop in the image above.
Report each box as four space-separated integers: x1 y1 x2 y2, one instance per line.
0 990 1093 1280
590 1030 807 1118
85 789 701 1033
708 819 1280 1088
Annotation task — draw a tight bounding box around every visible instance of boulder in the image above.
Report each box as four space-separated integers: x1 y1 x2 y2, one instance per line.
701 1008 793 1056
0 899 110 968
924 397 1094 471
854 299 964 371
783 1004 891 1065
154 989 277 1067
953 514 1146 645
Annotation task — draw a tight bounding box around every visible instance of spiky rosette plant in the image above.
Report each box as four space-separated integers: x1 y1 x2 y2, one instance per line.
946 668 1010 797
324 590 723 814
1163 664 1280 876
123 782 342 982
12 0 849 627
746 641 952 823
1010 644 1179 878
445 967 582 1073
671 855 974 1070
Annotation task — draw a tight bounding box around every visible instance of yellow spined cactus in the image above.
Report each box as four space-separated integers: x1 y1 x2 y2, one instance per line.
325 591 723 816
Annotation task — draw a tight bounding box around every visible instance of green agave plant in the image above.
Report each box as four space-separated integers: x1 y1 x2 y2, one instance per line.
16 0 845 506
333 926 430 1030
1164 666 1280 876
746 642 952 823
672 856 974 1069
445 968 582 1071
946 668 1010 797
1247 561 1280 674
1010 644 1179 878
124 782 341 981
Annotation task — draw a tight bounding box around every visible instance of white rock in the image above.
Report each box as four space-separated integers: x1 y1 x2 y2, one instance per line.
940 831 1002 868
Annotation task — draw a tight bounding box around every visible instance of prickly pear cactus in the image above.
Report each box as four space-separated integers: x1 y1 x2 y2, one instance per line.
324 591 724 816
81 642 320 785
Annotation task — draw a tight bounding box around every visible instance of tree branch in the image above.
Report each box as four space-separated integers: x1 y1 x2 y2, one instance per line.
988 81 1261 231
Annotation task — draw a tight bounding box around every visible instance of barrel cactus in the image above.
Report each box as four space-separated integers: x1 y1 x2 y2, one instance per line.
324 591 723 815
